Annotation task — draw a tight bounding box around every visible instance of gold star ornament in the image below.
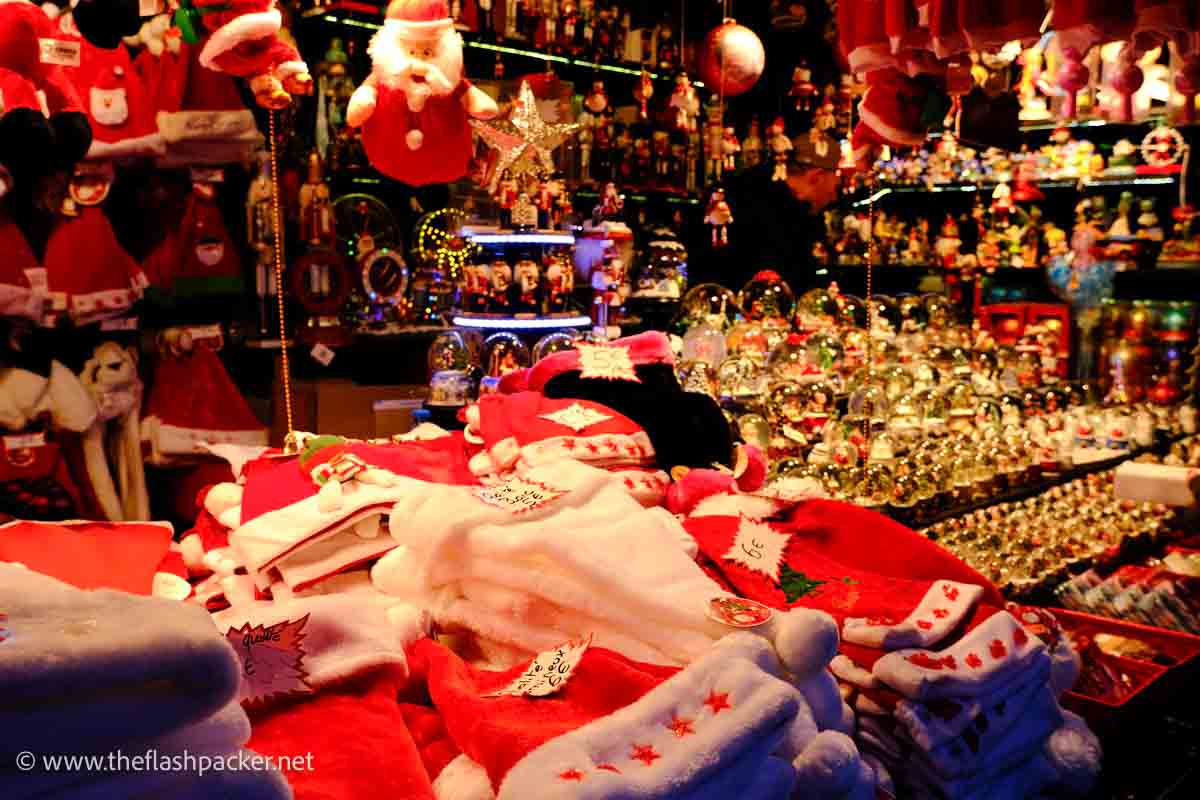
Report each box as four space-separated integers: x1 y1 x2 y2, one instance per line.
472 81 580 193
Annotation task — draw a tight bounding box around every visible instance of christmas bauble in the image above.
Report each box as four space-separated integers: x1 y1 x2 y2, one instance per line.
698 21 765 97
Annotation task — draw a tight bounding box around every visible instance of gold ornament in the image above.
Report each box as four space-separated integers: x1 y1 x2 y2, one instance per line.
471 81 579 193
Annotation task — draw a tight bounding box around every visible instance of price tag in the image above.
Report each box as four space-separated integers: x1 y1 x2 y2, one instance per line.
23 268 48 293
3 433 45 449
225 616 313 705
310 343 336 366
706 596 774 629
39 39 80 67
474 477 567 514
100 316 139 332
485 635 591 698
189 167 225 184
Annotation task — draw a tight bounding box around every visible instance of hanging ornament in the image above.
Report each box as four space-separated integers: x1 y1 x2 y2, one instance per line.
471 80 580 193
705 186 733 248
633 70 654 119
790 63 818 112
1176 57 1200 125
698 19 765 97
1111 52 1144 124
1057 47 1090 120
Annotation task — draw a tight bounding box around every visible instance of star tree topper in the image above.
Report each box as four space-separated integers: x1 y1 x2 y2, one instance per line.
472 81 579 192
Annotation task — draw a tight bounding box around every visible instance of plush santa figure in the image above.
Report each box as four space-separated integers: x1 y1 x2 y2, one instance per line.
189 0 314 109
347 0 498 186
0 2 91 189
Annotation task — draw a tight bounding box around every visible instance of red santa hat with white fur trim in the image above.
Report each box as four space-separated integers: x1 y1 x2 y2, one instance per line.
0 209 46 321
850 68 929 170
76 46 164 159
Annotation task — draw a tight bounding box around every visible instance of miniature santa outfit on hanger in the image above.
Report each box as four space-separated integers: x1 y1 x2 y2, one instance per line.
53 11 164 160
193 0 313 110
347 0 498 185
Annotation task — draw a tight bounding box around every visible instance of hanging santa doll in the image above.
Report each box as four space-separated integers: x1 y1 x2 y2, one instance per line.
767 117 792 181
705 187 733 247
669 72 699 133
347 0 499 186
182 0 314 109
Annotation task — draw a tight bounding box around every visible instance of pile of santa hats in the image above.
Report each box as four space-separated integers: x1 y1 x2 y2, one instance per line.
673 477 1102 799
0 562 289 800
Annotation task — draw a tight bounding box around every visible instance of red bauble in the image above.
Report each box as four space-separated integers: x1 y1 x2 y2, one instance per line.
698 20 765 97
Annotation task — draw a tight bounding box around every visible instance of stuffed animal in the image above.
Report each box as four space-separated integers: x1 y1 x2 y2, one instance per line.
79 342 149 521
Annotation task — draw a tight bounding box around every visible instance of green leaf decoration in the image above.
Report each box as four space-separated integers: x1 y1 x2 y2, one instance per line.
779 564 827 604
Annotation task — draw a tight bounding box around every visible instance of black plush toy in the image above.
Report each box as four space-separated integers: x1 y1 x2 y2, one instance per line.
55 0 143 49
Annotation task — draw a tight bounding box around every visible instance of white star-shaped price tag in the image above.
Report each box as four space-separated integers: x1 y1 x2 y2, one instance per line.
576 343 641 382
539 403 613 432
723 518 791 582
474 477 568 514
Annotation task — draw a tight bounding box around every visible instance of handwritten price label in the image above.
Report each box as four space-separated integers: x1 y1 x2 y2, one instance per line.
486 635 592 698
474 477 567 514
225 615 312 705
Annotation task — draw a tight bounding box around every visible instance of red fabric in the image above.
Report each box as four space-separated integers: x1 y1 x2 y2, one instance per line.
784 501 1004 606
360 80 474 186
43 207 146 323
0 519 171 594
0 3 85 116
58 25 158 149
238 435 477 524
248 667 436 800
206 36 300 81
135 42 192 114
405 638 680 791
398 702 462 783
686 513 959 625
0 435 84 520
0 65 43 114
143 344 263 435
155 548 189 580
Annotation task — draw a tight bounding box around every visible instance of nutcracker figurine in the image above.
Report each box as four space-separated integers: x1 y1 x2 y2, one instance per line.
705 187 733 247
246 151 277 334
599 181 624 220
652 131 671 182
591 111 614 182
722 127 741 172
512 192 539 229
463 262 492 311
497 174 519 228
633 69 653 119
577 109 595 181
767 117 791 182
544 253 574 312
590 250 626 330
669 72 700 134
704 105 725 180
490 259 513 310
655 19 678 70
559 0 579 52
742 118 764 168
515 258 541 311
299 152 335 249
633 135 652 183
790 63 818 112
476 0 496 38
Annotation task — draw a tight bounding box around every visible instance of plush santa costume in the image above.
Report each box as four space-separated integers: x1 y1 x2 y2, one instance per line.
348 0 499 186
0 1 92 188
194 0 312 110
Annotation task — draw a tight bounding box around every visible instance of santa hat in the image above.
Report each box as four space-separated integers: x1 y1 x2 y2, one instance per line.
383 0 454 39
0 210 47 321
140 342 267 464
42 206 148 325
856 68 928 150
464 392 655 478
196 0 283 69
170 187 245 293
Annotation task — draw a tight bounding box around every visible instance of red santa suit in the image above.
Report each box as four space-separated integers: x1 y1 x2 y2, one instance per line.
195 0 311 107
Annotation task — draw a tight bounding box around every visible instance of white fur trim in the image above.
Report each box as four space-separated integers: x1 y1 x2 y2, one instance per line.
145 421 267 457
470 432 655 477
690 492 785 520
381 17 453 40
273 60 308 81
433 754 495 800
199 8 282 67
498 645 801 799
406 128 424 149
156 109 257 143
0 282 45 322
843 580 984 650
274 520 397 592
86 132 167 161
857 101 926 148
